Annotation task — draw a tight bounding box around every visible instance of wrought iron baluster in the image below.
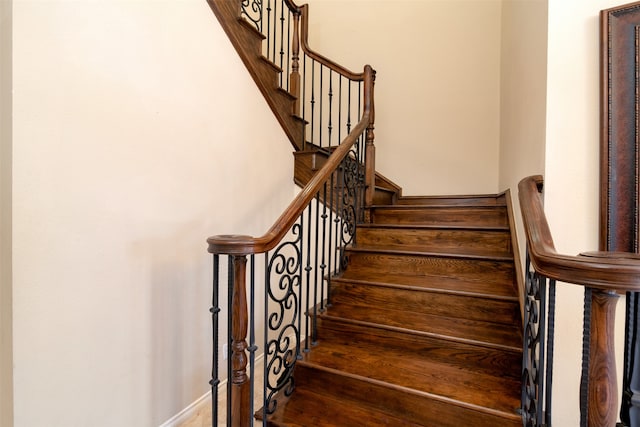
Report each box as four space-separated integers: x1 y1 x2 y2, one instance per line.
328 70 333 147
302 54 307 147
265 0 272 61
545 279 556 426
248 254 257 423
310 60 316 146
319 65 324 148
226 256 233 427
312 191 320 344
210 254 221 427
286 9 291 91
338 76 342 146
279 0 285 87
271 0 277 62
320 181 328 312
304 203 312 351
347 80 352 135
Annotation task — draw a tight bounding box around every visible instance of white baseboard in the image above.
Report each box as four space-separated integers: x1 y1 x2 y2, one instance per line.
159 354 265 427
158 388 215 427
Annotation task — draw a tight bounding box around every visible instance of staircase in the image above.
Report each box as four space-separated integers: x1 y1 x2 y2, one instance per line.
261 194 523 426
205 1 524 425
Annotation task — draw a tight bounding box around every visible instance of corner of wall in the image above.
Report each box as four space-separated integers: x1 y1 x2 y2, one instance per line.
0 0 14 426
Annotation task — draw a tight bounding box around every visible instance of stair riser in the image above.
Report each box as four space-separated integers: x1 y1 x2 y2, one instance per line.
330 282 519 325
395 196 506 206
371 206 508 227
294 364 521 427
343 252 514 283
315 317 522 380
357 227 511 255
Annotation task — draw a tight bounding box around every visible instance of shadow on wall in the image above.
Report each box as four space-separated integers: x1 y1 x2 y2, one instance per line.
130 219 213 425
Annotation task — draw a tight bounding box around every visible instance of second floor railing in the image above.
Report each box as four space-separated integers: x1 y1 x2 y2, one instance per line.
519 175 640 427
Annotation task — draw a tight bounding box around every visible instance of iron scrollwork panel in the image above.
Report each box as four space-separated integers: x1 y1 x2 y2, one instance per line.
264 220 302 414
241 0 263 31
522 253 549 427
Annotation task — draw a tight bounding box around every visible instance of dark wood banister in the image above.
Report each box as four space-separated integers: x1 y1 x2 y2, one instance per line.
519 175 640 291
208 63 374 256
519 175 640 426
297 4 366 81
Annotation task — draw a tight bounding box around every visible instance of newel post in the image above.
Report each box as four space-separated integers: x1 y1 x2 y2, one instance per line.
584 289 619 427
230 255 251 427
364 66 376 215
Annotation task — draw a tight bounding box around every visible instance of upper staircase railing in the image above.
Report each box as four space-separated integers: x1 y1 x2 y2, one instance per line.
519 175 640 427
205 1 376 425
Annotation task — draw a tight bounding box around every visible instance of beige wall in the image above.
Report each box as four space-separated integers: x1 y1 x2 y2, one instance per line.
304 0 502 196
498 0 547 262
1 0 13 426
10 0 295 425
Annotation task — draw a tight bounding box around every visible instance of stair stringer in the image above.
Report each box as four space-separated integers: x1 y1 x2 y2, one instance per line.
206 0 305 150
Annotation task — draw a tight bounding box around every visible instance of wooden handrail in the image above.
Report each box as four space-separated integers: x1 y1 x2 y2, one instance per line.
519 175 640 291
297 4 365 81
208 65 375 256
519 174 640 426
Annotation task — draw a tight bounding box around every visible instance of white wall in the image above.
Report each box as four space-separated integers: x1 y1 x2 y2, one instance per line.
10 1 295 425
544 0 626 425
304 0 503 196
1 0 14 426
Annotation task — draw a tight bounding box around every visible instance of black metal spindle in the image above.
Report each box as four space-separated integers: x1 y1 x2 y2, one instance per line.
312 191 320 344
272 0 277 64
226 256 233 427
266 0 272 62
327 171 335 304
328 70 333 147
347 80 352 135
338 76 342 146
211 255 221 427
320 181 328 312
295 215 303 361
262 251 269 426
304 204 312 351
286 10 291 91
302 54 307 147
310 60 316 146
545 279 557 426
319 65 324 148
279 0 285 87
580 287 593 427
248 254 257 424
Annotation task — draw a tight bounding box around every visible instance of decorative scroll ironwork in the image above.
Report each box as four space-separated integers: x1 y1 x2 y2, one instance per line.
264 221 302 414
241 0 263 31
521 252 552 427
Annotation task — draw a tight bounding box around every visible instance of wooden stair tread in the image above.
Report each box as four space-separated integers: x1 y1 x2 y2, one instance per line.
319 303 522 350
299 332 521 416
331 274 518 299
258 387 426 427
